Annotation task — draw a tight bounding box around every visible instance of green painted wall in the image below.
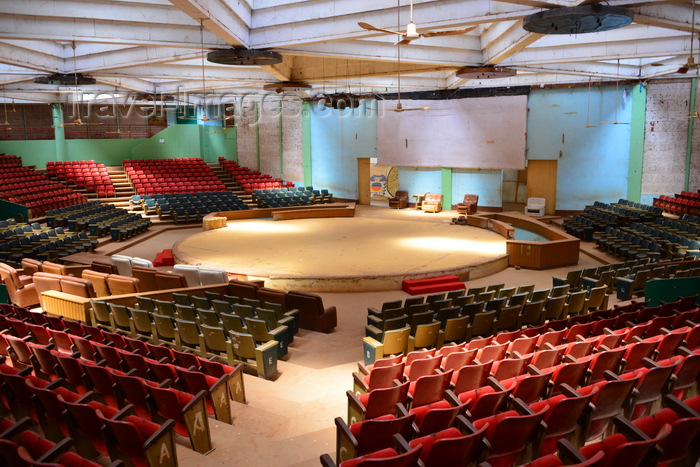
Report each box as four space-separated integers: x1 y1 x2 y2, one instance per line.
627 84 647 202
130 124 236 162
0 138 144 168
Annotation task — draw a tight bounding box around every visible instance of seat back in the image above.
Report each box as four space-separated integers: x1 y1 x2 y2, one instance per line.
106 274 142 295
60 276 96 298
82 269 111 297
110 254 133 276
130 265 159 292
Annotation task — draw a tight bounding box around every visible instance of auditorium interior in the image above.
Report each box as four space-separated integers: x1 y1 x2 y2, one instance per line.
0 1 699 466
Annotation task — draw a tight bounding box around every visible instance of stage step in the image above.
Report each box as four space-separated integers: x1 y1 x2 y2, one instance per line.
401 275 466 295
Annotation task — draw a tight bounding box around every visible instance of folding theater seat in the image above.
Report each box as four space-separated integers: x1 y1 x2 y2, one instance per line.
529 388 596 456
472 399 549 467
406 370 453 409
320 437 423 467
404 422 488 467
446 377 515 421
331 413 416 465
352 362 405 396
346 380 410 425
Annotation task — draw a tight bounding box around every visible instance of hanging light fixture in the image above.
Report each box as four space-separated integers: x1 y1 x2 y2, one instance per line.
523 5 634 35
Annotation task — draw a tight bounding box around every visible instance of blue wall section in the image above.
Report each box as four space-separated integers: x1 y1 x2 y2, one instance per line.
397 167 443 198
452 169 503 208
527 86 634 210
309 100 377 199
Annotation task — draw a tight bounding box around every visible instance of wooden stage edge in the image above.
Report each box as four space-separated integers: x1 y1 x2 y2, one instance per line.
202 203 356 230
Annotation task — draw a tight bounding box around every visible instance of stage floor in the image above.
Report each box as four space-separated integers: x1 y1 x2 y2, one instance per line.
173 211 509 292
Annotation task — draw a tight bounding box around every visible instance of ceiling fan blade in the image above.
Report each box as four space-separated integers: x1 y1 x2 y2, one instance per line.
599 120 629 125
394 106 430 112
678 66 689 74
358 22 401 36
394 37 413 45
421 26 476 38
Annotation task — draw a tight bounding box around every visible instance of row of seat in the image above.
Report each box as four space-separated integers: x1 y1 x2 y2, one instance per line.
46 160 116 197
338 338 699 464
0 163 88 217
253 188 333 208
0 309 247 462
336 300 700 466
219 158 294 195
0 154 21 166
90 297 282 379
654 194 700 216
124 158 226 195
362 293 699 365
596 223 700 261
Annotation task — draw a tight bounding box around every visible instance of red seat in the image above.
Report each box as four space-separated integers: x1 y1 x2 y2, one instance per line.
530 390 595 455
577 375 639 442
408 370 452 408
320 441 422 467
451 361 493 394
347 380 411 424
333 413 415 464
632 401 700 466
473 402 549 467
353 362 405 395
408 424 488 467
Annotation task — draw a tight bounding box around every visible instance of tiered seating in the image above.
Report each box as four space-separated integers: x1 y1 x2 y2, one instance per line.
563 199 661 242
654 191 700 216
0 154 22 167
219 157 294 195
0 165 86 217
0 305 247 461
333 295 700 466
89 290 297 379
46 160 116 197
0 222 96 266
149 192 248 223
595 216 700 261
124 157 226 194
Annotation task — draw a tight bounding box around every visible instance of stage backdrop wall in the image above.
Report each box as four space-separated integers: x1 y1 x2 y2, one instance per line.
377 96 527 170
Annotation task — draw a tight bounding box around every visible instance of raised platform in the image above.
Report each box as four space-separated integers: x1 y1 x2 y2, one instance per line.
173 211 509 292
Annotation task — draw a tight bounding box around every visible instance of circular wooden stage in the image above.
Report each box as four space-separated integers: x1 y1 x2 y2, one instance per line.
173 216 509 292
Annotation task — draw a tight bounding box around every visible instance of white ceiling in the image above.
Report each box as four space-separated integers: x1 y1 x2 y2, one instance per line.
0 0 697 105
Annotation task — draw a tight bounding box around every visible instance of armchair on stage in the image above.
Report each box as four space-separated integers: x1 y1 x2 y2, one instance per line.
456 194 479 214
421 193 443 213
389 190 409 209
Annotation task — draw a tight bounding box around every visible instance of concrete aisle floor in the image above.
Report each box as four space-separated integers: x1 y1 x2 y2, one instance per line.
88 205 626 466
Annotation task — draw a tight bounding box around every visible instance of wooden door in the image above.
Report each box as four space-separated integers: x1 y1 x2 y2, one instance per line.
526 160 557 215
357 158 371 205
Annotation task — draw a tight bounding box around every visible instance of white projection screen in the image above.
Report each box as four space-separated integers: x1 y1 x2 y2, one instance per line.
376 95 527 169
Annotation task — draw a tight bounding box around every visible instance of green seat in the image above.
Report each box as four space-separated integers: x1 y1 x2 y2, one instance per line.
362 326 411 365
199 323 237 366
129 307 154 341
466 286 485 298
211 299 233 316
516 284 535 296
365 315 409 341
584 285 610 313
477 290 496 303
408 321 440 352
529 289 550 302
135 296 156 313
229 330 278 379
191 295 210 310
232 304 256 320
89 299 112 329
261 301 299 334
243 317 289 359
438 315 470 346
171 292 191 306
197 308 221 328
242 298 261 309
563 290 588 317
518 299 546 328
175 304 198 322
256 307 295 343
222 294 240 306
465 310 497 340
549 284 570 298
204 291 222 303
109 303 135 337
151 313 178 347
507 293 529 309
445 289 466 301
220 312 247 334
154 299 177 318
542 295 567 322
486 283 504 293
497 287 516 300
174 318 203 352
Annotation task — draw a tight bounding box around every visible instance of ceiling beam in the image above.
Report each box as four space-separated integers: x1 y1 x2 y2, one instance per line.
168 0 251 46
0 41 63 73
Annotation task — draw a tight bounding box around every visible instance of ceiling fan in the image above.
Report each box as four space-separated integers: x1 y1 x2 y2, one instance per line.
678 1 699 74
358 0 476 45
61 43 102 127
599 60 629 125
378 1 430 113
